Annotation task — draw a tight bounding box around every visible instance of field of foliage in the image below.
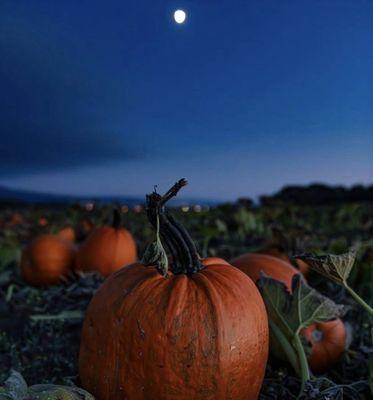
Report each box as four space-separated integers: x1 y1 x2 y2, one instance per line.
0 194 372 399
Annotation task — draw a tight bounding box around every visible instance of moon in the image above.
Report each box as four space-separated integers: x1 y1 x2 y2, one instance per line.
174 9 186 24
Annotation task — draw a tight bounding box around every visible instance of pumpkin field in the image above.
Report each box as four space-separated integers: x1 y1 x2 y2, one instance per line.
0 181 372 399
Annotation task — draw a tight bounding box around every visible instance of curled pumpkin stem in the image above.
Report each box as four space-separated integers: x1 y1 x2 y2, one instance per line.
145 179 203 275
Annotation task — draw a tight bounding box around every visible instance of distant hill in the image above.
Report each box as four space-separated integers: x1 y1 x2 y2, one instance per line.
260 183 373 206
0 185 215 206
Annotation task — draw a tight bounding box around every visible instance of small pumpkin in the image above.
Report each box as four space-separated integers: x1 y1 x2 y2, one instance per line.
75 209 137 277
79 180 269 400
58 226 76 242
21 234 76 286
230 252 346 373
301 319 346 373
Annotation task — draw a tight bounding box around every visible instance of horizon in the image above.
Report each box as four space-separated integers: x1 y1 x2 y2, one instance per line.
1 180 371 203
1 0 372 199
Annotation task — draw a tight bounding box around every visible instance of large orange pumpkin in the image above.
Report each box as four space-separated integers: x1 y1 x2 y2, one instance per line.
75 210 137 277
230 252 346 373
79 180 269 400
21 234 76 286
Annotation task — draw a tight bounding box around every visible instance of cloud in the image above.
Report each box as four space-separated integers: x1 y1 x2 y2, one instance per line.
0 4 147 177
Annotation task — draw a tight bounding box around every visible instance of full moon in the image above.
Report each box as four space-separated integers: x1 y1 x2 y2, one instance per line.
174 9 186 24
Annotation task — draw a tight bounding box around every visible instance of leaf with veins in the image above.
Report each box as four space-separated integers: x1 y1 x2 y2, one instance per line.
296 252 356 284
258 274 345 338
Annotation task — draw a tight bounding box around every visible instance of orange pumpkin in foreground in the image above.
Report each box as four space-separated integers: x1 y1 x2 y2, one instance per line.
230 252 346 373
79 180 269 400
75 210 137 277
21 234 76 286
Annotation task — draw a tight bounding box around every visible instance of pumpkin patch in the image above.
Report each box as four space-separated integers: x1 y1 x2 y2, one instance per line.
0 183 371 399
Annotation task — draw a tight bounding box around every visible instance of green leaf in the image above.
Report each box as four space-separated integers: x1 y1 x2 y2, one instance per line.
258 274 344 335
1 371 28 400
29 384 95 400
257 274 344 383
141 241 168 276
296 252 356 284
0 371 95 400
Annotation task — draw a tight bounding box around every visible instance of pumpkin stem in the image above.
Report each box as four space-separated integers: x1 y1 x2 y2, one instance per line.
112 208 122 229
145 179 203 275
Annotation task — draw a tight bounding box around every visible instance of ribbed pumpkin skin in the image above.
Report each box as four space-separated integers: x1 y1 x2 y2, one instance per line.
21 234 76 286
230 253 299 289
302 319 346 373
75 226 137 276
231 252 345 373
79 259 269 400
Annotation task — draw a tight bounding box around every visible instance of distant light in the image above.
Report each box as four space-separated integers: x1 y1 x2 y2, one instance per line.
194 205 202 213
174 9 186 24
85 202 94 211
133 205 143 213
181 206 190 212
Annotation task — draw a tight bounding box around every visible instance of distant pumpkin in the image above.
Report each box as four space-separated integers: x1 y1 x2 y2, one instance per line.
58 226 76 242
75 210 137 277
21 234 76 286
230 252 346 373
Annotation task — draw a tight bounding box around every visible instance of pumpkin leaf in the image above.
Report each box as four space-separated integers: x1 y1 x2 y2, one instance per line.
257 274 345 390
0 371 28 400
258 274 345 335
28 384 94 400
141 241 168 276
295 252 356 284
296 252 373 315
0 371 94 400
142 213 169 276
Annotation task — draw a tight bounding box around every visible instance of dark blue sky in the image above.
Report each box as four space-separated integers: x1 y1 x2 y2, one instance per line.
1 0 372 200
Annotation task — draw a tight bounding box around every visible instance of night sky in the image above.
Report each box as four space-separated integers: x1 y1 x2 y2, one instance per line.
1 0 372 200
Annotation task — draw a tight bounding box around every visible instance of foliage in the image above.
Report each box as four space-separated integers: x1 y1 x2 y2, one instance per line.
0 370 93 400
258 274 345 392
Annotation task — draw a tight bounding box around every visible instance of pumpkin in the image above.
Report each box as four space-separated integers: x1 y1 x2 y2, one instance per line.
8 212 24 226
75 210 137 277
21 234 76 286
301 319 346 373
58 226 76 242
259 247 309 275
79 180 269 400
231 253 300 289
230 252 345 373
